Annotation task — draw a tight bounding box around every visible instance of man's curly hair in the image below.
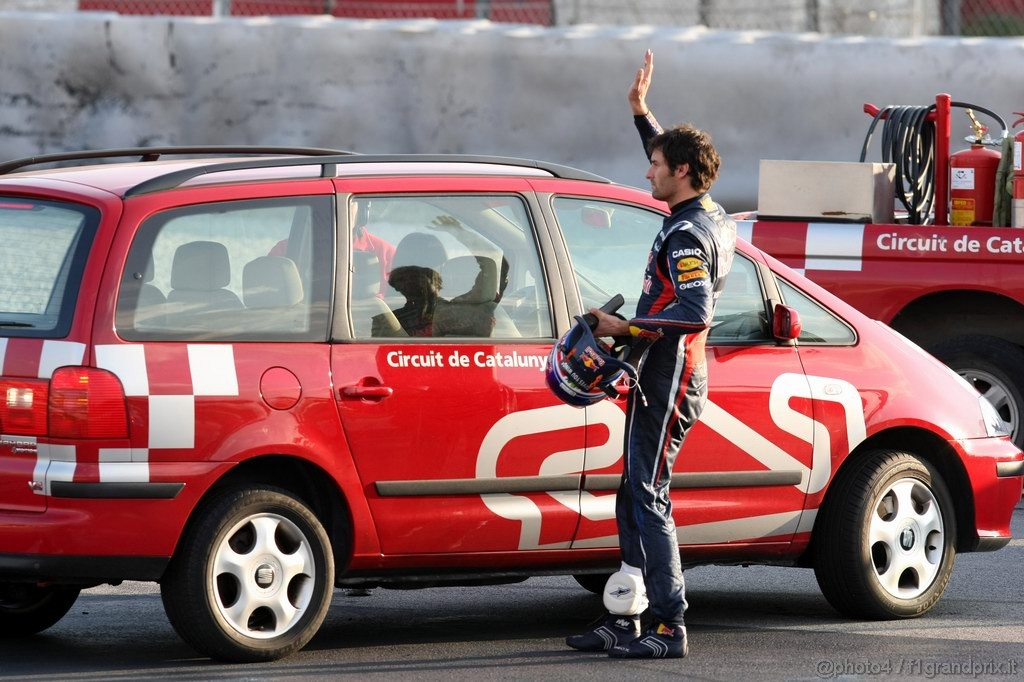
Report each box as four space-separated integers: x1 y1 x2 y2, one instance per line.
646 124 721 193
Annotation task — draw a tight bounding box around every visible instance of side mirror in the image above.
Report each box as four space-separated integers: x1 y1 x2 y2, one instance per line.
772 303 802 341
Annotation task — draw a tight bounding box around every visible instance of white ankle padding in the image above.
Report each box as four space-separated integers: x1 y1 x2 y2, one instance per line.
602 563 648 615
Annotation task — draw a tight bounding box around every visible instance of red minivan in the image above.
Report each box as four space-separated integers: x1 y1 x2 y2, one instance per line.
0 149 1020 661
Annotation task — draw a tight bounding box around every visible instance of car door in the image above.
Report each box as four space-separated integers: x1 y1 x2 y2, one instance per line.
546 195 816 552
93 190 338 506
330 180 589 555
769 272 868 518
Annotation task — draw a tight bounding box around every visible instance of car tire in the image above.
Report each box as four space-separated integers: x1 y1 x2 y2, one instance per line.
0 584 80 637
813 449 956 619
160 486 335 662
572 573 612 595
929 334 1024 449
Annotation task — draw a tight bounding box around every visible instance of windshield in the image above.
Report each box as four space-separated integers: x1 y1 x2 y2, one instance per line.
0 197 98 337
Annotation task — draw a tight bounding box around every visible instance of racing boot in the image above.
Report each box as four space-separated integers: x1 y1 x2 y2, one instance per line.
608 622 688 659
565 613 640 652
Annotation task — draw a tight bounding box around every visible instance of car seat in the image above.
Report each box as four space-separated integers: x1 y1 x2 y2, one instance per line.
165 241 243 331
133 257 167 330
391 232 447 272
241 255 309 333
434 255 521 337
243 256 303 309
349 250 405 337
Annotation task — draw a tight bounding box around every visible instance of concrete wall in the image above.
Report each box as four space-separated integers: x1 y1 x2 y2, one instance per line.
1 13 1023 209
0 0 74 9
551 0 939 35
0 0 942 33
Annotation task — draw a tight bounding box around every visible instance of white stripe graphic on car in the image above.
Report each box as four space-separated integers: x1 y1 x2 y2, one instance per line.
477 373 866 550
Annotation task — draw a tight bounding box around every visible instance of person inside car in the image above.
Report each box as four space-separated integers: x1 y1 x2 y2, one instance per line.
387 232 447 337
351 200 395 296
271 199 395 297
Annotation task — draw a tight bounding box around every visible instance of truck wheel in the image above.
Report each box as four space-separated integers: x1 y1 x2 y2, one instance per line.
930 335 1024 448
0 584 80 636
813 450 956 619
161 486 334 662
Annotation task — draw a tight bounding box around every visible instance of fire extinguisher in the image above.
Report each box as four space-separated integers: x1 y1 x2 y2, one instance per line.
950 110 1002 226
1013 112 1024 228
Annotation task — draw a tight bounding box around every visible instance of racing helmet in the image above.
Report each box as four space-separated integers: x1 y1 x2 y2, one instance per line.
546 316 637 408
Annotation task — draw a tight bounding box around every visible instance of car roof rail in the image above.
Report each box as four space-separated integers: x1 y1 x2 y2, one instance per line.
0 146 356 176
122 153 610 197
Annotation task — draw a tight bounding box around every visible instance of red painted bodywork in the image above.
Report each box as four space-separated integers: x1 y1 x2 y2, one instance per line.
0 162 1019 586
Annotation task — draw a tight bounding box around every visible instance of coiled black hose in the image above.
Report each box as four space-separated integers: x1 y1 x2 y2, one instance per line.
859 102 1007 225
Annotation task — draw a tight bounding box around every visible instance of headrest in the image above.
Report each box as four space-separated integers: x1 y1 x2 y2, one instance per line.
243 256 304 308
351 250 381 299
441 255 498 304
392 233 447 271
170 241 232 291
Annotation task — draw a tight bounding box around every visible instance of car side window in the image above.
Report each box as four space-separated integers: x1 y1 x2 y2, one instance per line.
776 277 857 344
709 254 770 343
349 195 552 339
115 196 333 341
554 198 768 343
553 197 654 319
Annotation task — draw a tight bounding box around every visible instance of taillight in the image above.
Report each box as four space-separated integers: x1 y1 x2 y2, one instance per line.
48 367 128 439
0 379 49 435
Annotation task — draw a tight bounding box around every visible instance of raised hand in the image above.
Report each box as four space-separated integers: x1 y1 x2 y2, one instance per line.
628 49 654 116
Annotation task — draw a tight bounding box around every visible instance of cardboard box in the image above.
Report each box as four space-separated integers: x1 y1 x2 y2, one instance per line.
758 160 896 223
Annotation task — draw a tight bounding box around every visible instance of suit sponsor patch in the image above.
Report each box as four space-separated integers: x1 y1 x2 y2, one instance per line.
677 269 708 283
676 257 704 271
671 248 704 259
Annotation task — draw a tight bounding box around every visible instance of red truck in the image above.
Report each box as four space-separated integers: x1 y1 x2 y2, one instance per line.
740 218 1024 449
743 94 1024 449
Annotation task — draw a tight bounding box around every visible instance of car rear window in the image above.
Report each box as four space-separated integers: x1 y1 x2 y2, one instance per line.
0 197 98 337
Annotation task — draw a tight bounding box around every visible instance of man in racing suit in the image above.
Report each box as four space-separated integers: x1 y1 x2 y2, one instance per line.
566 49 736 660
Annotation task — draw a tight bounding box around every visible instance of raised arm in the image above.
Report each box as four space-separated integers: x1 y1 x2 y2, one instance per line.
630 49 664 158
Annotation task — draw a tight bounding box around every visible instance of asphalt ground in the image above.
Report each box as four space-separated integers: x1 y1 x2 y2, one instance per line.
1 498 1021 681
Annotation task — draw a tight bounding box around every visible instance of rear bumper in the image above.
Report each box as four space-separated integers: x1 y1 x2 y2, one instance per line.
0 553 167 583
0 461 231 582
0 483 203 583
0 497 192 558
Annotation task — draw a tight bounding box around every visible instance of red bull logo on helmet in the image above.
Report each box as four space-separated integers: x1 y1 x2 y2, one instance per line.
581 346 605 370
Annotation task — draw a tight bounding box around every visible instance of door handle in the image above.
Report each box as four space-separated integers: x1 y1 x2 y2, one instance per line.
340 385 394 400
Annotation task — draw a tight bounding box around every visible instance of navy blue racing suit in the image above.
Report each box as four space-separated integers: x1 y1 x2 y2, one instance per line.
616 112 736 626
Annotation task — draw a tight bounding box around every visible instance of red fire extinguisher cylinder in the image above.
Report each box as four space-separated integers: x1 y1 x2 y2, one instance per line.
1013 112 1024 228
950 140 1001 227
